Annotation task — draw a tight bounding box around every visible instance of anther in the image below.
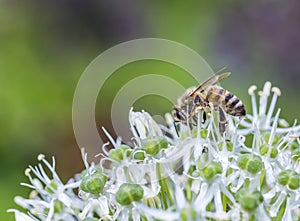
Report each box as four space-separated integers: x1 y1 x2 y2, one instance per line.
25 168 31 176
262 81 272 96
248 85 257 95
37 154 45 161
272 87 281 96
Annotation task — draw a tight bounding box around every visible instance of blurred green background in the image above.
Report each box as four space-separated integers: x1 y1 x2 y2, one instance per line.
1 0 300 220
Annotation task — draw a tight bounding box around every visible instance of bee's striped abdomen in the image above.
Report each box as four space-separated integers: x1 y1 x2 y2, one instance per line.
224 93 234 104
204 86 246 117
224 91 246 117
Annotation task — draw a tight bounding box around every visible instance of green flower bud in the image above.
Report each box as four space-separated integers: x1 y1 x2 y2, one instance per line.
191 129 197 138
263 133 281 145
226 141 233 152
237 154 249 170
219 141 234 152
237 154 262 174
290 141 299 150
200 129 208 139
180 208 197 221
180 209 188 221
116 183 144 205
277 170 289 185
289 174 300 190
278 170 300 190
191 128 208 139
179 131 189 139
133 151 145 160
80 166 102 179
259 144 269 156
45 180 57 194
236 188 263 212
44 199 64 214
121 145 133 157
270 148 278 158
54 199 64 213
109 149 123 162
259 145 278 158
80 172 107 194
109 145 132 162
203 162 222 180
218 143 223 151
141 137 168 155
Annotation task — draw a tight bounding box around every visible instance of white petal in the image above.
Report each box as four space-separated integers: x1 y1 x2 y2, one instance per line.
135 203 179 220
256 204 271 221
193 182 209 212
175 184 186 209
282 197 293 221
57 193 72 208
263 187 277 201
269 191 287 217
7 209 36 221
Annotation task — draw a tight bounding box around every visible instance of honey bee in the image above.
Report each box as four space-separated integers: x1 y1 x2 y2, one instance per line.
173 69 246 135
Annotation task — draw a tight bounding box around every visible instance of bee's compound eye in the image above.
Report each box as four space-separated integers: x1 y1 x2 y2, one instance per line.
194 95 200 104
173 108 185 121
177 112 183 120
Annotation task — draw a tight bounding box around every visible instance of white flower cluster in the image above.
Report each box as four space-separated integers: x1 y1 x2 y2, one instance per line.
9 82 300 221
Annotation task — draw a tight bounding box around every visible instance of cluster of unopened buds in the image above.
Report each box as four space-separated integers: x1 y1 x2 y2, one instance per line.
9 82 300 221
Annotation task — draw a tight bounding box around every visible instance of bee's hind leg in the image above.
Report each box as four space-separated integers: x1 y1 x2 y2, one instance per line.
202 111 207 124
218 106 227 136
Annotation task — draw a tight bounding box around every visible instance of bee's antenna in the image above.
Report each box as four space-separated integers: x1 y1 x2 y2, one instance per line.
215 66 227 74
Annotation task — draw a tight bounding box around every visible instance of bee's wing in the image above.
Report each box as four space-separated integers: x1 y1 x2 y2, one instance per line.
190 72 231 96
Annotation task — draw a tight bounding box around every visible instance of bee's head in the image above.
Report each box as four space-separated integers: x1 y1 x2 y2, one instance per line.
172 106 187 123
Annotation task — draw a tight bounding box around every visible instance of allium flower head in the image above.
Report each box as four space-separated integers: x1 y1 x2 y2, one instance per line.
9 82 300 221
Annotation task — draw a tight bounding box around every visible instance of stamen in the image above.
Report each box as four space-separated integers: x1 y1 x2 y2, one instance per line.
262 81 272 96
268 109 280 145
46 199 55 221
144 111 154 138
40 156 61 184
276 123 300 134
269 191 287 217
29 190 38 199
259 81 271 117
250 91 258 124
20 182 35 189
197 111 202 139
101 142 110 156
102 127 117 148
279 119 289 127
248 85 257 96
81 148 90 172
25 168 31 176
37 154 45 161
29 165 48 185
272 87 281 96
37 164 51 184
265 87 281 128
32 178 44 190
94 152 106 158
